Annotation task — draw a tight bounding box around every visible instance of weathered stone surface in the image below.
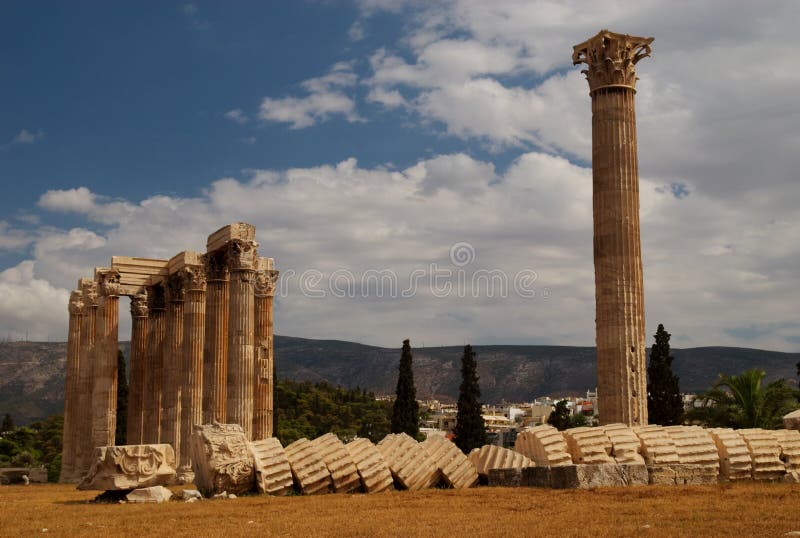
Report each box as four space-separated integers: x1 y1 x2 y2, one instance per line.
563 427 614 464
377 433 440 491
601 423 644 464
249 437 293 496
738 429 786 480
421 436 479 489
633 425 680 465
664 425 719 480
190 423 255 496
783 409 800 431
487 468 524 487
126 485 173 503
181 489 203 500
514 425 572 466
773 429 800 474
468 445 533 478
345 438 393 493
77 444 176 491
708 428 752 481
527 464 648 489
647 464 718 486
0 467 48 485
312 433 361 493
284 438 332 495
573 29 654 426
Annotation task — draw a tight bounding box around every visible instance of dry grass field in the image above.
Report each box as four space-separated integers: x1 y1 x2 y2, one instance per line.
2 482 800 537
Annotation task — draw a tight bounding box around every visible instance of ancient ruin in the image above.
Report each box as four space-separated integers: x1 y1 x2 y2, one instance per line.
77 444 176 491
573 30 653 426
59 223 279 482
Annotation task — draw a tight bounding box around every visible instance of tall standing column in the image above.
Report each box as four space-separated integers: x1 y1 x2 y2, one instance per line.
143 285 166 443
573 30 653 426
59 290 84 482
92 268 121 448
76 279 98 475
161 273 185 458
253 258 279 440
126 291 148 445
179 264 206 478
226 238 258 439
202 250 229 424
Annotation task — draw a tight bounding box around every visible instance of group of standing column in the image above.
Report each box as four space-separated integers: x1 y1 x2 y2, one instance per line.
60 223 279 482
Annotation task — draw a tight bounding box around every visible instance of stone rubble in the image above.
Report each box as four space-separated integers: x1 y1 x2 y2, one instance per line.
126 485 173 503
563 427 614 464
738 429 786 480
708 428 752 481
249 437 294 496
514 425 572 466
284 438 332 495
420 436 479 489
345 438 394 493
189 423 255 496
312 433 361 494
468 445 533 478
377 433 440 491
77 444 176 491
600 423 645 464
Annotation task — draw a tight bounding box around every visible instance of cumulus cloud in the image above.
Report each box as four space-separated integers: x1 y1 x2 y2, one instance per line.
37 187 135 225
0 261 70 341
258 62 363 129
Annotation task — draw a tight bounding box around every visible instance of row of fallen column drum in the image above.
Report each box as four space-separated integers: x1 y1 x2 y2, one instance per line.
186 422 800 498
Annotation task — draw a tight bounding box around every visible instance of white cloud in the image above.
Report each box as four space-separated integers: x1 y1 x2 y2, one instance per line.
37 187 135 225
224 108 249 124
0 221 35 250
259 62 363 129
348 20 366 41
0 261 70 341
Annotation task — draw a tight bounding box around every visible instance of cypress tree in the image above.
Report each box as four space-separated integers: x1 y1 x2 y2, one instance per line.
115 349 128 445
454 345 487 453
1 413 13 432
391 339 419 438
647 324 684 425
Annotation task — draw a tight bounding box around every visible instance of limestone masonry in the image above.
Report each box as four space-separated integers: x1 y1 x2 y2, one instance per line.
573 30 653 426
59 223 278 482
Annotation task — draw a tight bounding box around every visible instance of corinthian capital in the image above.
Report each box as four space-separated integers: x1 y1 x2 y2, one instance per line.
165 272 186 303
68 290 85 316
202 250 229 281
130 291 149 318
96 268 122 297
183 265 207 292
227 239 259 272
572 29 653 93
80 279 99 308
254 269 280 298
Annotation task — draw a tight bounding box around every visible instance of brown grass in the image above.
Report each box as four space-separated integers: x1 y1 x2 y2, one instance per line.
2 482 800 537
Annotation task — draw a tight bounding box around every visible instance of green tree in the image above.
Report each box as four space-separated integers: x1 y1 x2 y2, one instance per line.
390 339 419 438
454 345 487 453
647 324 684 425
115 349 128 445
547 400 572 430
1 413 13 432
687 368 799 429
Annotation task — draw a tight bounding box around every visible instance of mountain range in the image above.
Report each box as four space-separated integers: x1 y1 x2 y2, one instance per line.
1 336 797 424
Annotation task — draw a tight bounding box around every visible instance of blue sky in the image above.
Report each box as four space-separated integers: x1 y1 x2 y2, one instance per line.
1 1 798 351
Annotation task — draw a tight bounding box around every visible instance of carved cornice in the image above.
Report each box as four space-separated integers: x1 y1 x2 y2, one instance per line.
572 29 653 93
165 272 186 303
81 280 100 308
202 250 229 282
147 284 166 311
96 268 122 297
226 239 259 272
130 291 149 318
182 265 207 292
68 290 85 316
254 269 280 298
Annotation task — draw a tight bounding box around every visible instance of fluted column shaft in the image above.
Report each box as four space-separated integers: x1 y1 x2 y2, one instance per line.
143 286 166 443
59 291 84 482
253 263 278 440
161 274 184 459
591 87 647 425
126 292 148 445
180 268 206 474
75 281 98 475
226 239 258 439
202 251 229 424
91 270 121 449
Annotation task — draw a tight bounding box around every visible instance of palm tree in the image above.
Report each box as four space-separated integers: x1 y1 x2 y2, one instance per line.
688 368 799 429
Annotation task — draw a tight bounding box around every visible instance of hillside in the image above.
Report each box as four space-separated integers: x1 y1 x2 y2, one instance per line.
1 337 797 424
